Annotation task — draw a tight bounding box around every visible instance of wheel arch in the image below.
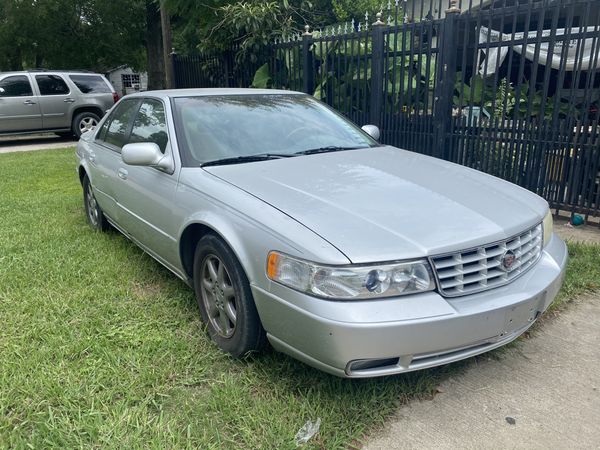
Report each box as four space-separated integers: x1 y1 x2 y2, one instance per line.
78 164 88 186
179 219 255 283
72 106 104 122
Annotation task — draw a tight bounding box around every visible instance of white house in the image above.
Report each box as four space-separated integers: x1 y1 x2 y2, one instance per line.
106 65 148 97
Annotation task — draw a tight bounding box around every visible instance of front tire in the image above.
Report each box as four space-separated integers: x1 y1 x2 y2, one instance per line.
193 234 267 357
83 174 109 231
73 112 100 138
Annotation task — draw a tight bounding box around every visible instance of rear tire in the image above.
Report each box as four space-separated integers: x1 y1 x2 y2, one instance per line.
83 174 109 232
73 112 100 138
193 234 267 357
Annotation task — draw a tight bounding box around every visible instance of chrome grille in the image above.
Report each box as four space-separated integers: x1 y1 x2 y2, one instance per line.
431 224 543 297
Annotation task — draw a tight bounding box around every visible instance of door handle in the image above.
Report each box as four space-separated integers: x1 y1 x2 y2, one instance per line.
23 100 36 105
117 168 128 180
88 151 96 163
63 98 75 103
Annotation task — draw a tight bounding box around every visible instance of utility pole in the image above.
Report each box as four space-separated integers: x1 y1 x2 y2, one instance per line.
160 0 174 88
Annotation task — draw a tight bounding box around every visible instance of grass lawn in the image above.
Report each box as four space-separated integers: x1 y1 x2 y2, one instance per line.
1 148 599 449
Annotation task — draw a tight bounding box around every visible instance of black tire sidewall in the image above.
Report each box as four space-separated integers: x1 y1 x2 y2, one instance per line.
193 234 265 357
73 112 101 138
83 174 108 231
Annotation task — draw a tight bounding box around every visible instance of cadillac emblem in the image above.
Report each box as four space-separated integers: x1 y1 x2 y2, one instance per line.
501 250 516 271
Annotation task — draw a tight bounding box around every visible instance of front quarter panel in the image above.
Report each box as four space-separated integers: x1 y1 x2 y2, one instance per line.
176 168 351 290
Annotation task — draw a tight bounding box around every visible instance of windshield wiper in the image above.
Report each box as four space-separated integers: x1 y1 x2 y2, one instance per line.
294 146 366 156
201 153 296 167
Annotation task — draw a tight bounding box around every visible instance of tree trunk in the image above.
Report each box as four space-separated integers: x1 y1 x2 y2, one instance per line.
146 0 165 90
7 47 23 71
160 0 174 89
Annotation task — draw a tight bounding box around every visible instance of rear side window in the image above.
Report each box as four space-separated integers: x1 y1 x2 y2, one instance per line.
101 99 140 150
0 76 33 97
70 75 111 94
35 75 69 95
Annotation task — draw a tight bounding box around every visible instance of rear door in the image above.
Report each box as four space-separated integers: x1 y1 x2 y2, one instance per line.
33 74 73 129
0 74 42 132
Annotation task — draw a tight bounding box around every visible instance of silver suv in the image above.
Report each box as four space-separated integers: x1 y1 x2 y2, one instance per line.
0 70 118 138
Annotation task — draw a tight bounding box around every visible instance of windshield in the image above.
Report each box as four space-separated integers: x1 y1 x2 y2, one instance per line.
172 94 376 166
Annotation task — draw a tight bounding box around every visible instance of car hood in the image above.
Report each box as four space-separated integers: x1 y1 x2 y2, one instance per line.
204 146 548 263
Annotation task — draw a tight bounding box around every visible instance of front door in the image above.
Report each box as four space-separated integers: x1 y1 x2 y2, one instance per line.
112 98 181 267
0 75 42 132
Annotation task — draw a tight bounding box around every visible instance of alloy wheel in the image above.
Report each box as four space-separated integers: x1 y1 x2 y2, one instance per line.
79 117 98 134
200 254 238 338
86 185 99 226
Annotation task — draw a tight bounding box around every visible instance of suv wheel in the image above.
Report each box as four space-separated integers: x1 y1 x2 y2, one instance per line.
73 112 100 138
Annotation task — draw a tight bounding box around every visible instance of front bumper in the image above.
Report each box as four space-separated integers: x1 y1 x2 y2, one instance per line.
252 233 568 378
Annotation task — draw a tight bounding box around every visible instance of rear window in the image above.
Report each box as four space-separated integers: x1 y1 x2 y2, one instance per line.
69 75 111 94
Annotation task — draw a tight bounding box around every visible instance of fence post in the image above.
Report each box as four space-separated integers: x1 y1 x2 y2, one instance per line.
302 25 314 94
222 49 232 87
370 13 387 128
433 0 461 160
170 49 178 89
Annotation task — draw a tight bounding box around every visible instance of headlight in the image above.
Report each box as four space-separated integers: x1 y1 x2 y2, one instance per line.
542 209 553 247
266 251 435 300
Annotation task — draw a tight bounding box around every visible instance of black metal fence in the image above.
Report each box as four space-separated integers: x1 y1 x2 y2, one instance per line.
172 0 600 220
173 44 270 90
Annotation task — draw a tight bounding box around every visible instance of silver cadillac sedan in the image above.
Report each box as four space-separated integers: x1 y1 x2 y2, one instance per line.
76 89 567 378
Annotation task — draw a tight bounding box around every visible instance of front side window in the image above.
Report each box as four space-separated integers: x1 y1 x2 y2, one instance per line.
172 94 376 166
101 99 140 150
0 76 33 97
35 75 69 95
69 75 111 94
129 99 168 153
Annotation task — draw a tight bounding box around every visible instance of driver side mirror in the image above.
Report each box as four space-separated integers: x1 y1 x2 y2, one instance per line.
361 125 380 141
122 142 173 172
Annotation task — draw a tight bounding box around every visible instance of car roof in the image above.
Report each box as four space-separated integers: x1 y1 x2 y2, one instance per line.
125 88 305 99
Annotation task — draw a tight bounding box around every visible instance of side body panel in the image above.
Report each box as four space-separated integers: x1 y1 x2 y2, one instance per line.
112 161 181 267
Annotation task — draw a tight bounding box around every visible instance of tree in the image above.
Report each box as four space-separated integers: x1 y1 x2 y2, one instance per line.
165 0 384 59
160 0 173 88
0 0 146 72
0 0 387 81
146 0 166 89
331 0 383 22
